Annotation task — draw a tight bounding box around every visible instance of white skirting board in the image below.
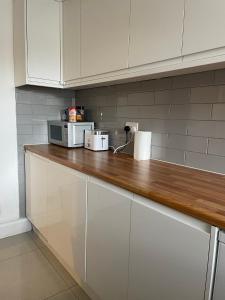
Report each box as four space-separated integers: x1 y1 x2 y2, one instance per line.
0 218 32 239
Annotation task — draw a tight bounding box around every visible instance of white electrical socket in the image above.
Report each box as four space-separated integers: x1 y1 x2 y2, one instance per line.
125 122 139 132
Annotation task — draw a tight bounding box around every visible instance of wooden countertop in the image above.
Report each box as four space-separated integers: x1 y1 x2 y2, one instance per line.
25 144 225 229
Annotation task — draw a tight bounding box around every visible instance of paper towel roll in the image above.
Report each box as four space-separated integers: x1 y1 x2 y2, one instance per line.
134 131 152 161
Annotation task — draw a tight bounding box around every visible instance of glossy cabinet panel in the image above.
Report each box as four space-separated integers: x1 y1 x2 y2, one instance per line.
183 0 225 56
27 0 61 81
46 161 86 280
81 0 130 76
14 0 81 87
15 0 225 89
128 195 210 300
62 0 81 81
129 0 184 67
212 241 225 300
86 179 132 300
25 153 48 237
26 150 212 300
26 153 87 281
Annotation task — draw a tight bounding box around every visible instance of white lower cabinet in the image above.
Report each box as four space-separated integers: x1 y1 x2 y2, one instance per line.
86 178 132 300
26 152 87 281
26 151 212 300
128 195 211 300
46 160 87 281
25 152 48 237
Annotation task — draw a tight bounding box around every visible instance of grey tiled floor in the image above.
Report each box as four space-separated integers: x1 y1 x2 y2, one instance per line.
0 231 90 300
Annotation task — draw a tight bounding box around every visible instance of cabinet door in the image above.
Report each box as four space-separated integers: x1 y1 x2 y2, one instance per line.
26 0 61 82
62 0 81 81
128 196 210 300
81 0 130 77
129 0 184 67
213 242 225 300
46 161 86 281
86 178 131 300
183 0 225 56
25 153 48 237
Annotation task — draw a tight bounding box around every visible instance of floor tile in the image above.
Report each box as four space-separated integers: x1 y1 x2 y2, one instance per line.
0 232 36 262
29 231 76 288
0 249 67 300
71 286 91 300
28 231 91 299
45 289 78 300
40 244 76 289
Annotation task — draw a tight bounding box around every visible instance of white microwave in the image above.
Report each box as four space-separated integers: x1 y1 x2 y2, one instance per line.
48 120 94 148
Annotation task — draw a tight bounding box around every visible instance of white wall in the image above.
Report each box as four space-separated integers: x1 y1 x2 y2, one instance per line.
0 0 19 223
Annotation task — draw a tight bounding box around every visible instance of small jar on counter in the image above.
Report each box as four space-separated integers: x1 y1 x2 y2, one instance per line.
68 106 77 122
76 106 85 122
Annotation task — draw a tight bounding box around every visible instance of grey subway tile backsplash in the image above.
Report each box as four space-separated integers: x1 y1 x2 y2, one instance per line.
15 69 225 217
31 104 62 116
140 119 188 135
151 133 207 153
165 120 188 135
32 125 48 135
169 104 212 120
18 150 25 166
115 94 128 106
19 183 26 217
139 105 170 119
32 135 49 144
151 146 185 165
154 77 173 91
187 121 218 138
167 135 208 153
98 106 117 122
185 152 225 174
208 138 225 157
172 71 214 89
151 133 168 148
117 106 139 118
17 134 34 146
215 69 225 85
155 88 190 105
17 124 33 135
16 115 33 125
212 104 225 120
16 104 33 115
127 91 154 105
16 86 74 217
190 86 225 103
77 68 225 176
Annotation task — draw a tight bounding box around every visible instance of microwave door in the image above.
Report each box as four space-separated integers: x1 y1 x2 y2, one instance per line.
73 125 91 146
50 125 63 142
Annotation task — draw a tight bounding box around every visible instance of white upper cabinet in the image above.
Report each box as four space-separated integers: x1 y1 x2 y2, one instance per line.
129 0 184 67
128 195 210 300
81 0 130 77
14 0 225 89
183 0 225 56
13 0 81 88
26 0 61 82
62 0 81 82
86 178 131 300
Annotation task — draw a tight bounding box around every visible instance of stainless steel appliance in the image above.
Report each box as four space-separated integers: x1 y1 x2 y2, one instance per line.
212 231 225 300
48 120 94 148
84 130 109 151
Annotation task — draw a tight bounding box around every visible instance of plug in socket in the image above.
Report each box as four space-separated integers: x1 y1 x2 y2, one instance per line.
125 122 139 132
